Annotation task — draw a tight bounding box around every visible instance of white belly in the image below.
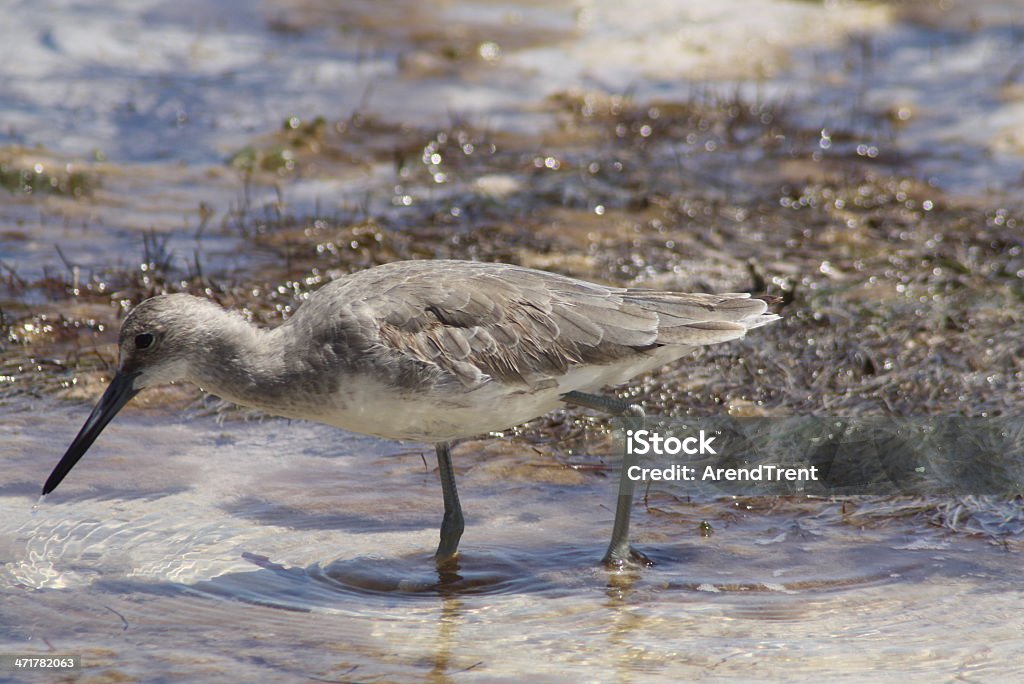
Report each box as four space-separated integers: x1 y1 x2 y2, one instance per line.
293 346 691 442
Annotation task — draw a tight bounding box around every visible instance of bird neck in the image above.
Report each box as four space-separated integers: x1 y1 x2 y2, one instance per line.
186 314 282 406
188 315 336 418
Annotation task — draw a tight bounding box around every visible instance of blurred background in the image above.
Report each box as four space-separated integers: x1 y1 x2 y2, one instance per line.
1 1 1022 681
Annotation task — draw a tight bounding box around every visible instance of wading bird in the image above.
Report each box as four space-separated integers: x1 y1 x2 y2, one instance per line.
43 259 778 567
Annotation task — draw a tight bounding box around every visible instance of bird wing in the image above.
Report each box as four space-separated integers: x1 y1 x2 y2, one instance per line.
337 261 771 390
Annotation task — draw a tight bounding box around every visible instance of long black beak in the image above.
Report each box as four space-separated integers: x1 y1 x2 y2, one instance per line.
42 370 141 495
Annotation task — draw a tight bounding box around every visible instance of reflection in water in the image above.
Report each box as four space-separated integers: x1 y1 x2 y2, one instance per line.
603 568 655 682
430 595 459 683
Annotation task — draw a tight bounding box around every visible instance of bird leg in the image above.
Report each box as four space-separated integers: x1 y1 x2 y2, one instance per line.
434 441 465 567
561 391 653 568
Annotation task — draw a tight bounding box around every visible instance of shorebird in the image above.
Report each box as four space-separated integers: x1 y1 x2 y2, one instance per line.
43 259 779 567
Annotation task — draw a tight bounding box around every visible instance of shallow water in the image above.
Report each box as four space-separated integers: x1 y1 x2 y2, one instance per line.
2 400 1023 681
3 0 1024 680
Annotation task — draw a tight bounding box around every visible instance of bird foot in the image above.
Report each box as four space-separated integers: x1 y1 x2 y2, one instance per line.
602 546 654 569
434 550 460 570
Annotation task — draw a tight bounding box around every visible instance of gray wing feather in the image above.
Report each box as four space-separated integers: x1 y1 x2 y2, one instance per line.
548 303 604 346
329 261 776 389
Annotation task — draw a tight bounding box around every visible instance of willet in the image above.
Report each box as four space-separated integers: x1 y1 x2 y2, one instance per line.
43 259 779 567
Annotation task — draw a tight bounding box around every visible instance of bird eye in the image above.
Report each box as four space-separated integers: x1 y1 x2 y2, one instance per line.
134 333 155 350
